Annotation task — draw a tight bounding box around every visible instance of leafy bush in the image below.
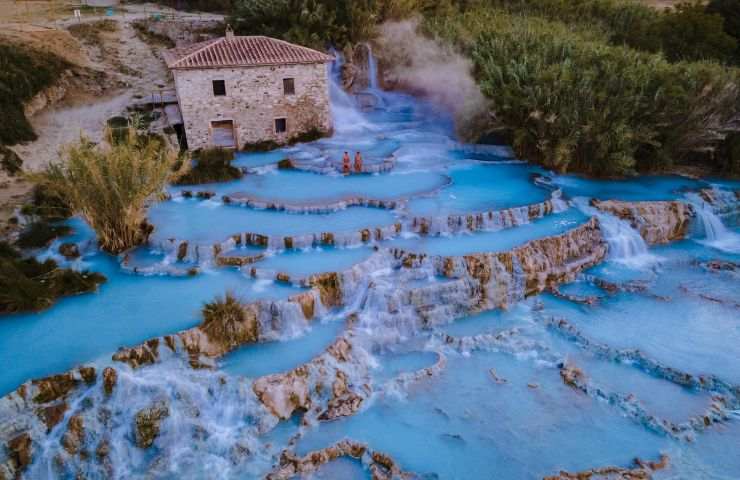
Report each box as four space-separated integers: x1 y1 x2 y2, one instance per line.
707 0 740 62
175 147 243 185
482 0 738 65
16 222 72 249
0 43 69 145
229 0 452 48
67 20 118 44
0 145 22 175
133 0 233 12
707 0 740 40
20 181 73 222
201 292 258 346
0 242 105 314
428 8 739 176
44 127 179 254
656 2 737 64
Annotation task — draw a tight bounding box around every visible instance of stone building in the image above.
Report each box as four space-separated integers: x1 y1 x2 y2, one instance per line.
165 27 333 150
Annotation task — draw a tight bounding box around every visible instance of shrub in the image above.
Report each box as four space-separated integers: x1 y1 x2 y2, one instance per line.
707 0 740 62
0 242 105 314
67 20 118 45
656 2 737 64
229 0 446 48
44 126 179 254
16 222 72 249
428 8 739 176
0 145 22 175
131 20 176 48
481 0 739 65
201 292 258 347
20 181 73 222
707 0 740 40
175 147 243 185
0 42 69 145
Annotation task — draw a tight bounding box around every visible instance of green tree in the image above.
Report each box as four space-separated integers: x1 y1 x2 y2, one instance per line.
657 2 738 64
706 0 740 63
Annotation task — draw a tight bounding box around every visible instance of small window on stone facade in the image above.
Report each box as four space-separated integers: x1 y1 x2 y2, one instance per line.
283 78 295 95
212 80 226 96
275 118 287 134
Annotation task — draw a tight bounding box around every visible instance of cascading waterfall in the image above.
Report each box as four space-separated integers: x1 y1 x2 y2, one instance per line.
25 358 278 480
327 48 375 134
685 191 740 254
573 197 657 268
367 45 379 90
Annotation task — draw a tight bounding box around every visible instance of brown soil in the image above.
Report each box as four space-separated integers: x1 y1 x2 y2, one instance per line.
0 3 224 238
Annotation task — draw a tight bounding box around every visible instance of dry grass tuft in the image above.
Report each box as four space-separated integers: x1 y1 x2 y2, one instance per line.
44 125 181 254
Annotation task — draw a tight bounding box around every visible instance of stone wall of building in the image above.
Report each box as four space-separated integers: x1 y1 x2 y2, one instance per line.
173 62 332 151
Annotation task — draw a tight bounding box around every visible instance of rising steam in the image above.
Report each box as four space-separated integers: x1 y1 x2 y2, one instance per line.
375 18 491 141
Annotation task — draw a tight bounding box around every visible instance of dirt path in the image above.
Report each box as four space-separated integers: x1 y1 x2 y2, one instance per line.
0 3 223 235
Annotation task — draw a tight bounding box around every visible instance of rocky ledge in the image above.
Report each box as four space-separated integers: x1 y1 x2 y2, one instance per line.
544 455 669 480
252 333 372 421
433 217 608 308
268 439 416 480
591 199 693 245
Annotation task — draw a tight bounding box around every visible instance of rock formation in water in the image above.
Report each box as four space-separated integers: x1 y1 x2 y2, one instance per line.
341 43 374 93
697 187 740 216
547 317 740 438
268 439 415 480
436 217 607 308
252 334 372 422
134 401 170 449
0 365 98 478
543 455 669 480
591 199 693 245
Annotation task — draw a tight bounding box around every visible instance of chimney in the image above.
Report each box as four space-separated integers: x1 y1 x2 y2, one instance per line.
225 24 234 40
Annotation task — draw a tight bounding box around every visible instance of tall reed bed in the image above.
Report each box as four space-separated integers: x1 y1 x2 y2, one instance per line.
427 8 739 176
45 127 180 254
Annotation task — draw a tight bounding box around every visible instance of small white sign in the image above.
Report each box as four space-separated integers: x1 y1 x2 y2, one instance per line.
74 9 81 19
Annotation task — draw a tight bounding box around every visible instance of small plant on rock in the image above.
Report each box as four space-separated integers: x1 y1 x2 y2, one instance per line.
201 292 258 348
175 147 243 185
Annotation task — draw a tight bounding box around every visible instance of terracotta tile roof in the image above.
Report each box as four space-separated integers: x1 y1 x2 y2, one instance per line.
165 36 334 70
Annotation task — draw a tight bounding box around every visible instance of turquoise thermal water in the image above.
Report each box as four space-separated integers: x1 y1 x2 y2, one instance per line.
173 168 450 202
254 246 375 278
551 174 706 201
407 162 550 215
0 246 303 396
541 240 740 384
296 350 670 479
221 320 346 379
148 197 398 244
2 49 739 480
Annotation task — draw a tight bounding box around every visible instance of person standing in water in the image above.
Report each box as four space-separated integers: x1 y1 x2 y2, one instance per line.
354 151 363 173
342 151 351 175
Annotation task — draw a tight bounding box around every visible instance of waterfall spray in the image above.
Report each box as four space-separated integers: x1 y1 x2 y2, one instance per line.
367 45 379 90
327 48 375 134
574 198 658 268
685 191 740 254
